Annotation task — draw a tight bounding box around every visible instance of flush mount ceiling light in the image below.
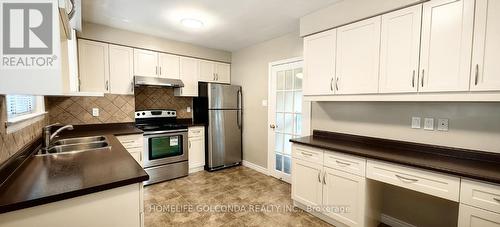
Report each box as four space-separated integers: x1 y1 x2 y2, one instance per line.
180 18 204 29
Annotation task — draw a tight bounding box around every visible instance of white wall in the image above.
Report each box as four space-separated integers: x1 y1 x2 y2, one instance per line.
311 102 500 153
78 22 231 63
300 0 424 36
231 31 303 168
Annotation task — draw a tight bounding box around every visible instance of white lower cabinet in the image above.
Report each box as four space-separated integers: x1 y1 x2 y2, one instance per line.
117 134 144 167
322 167 366 227
459 204 500 227
291 158 323 207
291 144 369 227
188 126 205 173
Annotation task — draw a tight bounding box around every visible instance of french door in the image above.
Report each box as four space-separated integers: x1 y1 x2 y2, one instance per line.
268 59 305 183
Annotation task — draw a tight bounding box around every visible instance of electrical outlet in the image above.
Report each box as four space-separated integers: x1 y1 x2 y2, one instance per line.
411 117 421 129
424 118 434 131
437 118 449 131
92 108 99 117
187 107 191 113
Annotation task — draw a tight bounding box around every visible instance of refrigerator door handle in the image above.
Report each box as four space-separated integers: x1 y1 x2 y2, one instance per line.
237 89 242 129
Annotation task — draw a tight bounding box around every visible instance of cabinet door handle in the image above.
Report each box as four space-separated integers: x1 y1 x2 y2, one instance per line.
330 78 334 91
301 152 313 157
421 69 425 87
323 172 327 185
189 140 191 149
131 82 134 92
474 64 479 86
105 81 109 91
213 73 216 81
155 66 158 75
317 171 321 183
412 70 416 88
335 77 339 91
160 67 162 76
335 160 351 166
395 174 419 183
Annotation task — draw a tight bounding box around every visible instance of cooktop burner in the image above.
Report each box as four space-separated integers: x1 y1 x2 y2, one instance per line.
134 110 187 132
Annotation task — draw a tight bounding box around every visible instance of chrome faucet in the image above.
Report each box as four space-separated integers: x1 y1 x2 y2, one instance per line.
42 123 74 150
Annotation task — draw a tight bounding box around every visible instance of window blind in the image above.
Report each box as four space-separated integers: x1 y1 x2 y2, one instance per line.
6 95 35 117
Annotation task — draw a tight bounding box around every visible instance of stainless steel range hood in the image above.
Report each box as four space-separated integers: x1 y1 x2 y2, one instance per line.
134 76 184 88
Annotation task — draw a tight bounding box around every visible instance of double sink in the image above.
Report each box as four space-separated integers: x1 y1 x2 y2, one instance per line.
36 136 111 156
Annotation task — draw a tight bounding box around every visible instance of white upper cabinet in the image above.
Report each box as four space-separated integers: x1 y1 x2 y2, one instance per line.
379 5 422 93
471 0 500 91
419 0 474 92
199 60 230 83
109 45 134 95
175 57 199 97
133 49 158 77
336 16 381 94
303 29 337 96
199 60 216 82
216 63 231 84
158 53 180 79
78 39 110 93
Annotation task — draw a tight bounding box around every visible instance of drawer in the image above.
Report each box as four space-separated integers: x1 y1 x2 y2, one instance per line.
188 127 204 138
461 179 500 214
367 160 460 201
116 134 143 149
323 151 366 177
292 144 323 165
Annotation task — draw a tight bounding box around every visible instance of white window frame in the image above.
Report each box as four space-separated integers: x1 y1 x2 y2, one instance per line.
5 95 47 134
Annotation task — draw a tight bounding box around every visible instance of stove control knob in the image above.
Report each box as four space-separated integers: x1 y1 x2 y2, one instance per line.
136 113 140 116
142 112 145 115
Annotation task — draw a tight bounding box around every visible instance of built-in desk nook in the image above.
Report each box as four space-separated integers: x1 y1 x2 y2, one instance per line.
290 130 500 227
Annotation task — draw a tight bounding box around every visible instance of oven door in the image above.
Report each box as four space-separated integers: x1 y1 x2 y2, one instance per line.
143 130 188 168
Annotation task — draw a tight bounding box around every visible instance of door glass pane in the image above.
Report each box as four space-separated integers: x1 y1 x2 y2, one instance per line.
294 69 303 89
283 134 292 155
276 91 284 112
284 91 293 112
285 70 293 90
276 113 284 132
273 65 302 179
275 154 283 171
275 133 283 153
284 113 293 133
294 91 302 113
283 156 291 174
294 114 302 135
277 71 285 90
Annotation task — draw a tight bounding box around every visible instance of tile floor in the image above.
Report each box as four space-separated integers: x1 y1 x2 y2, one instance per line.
143 166 333 227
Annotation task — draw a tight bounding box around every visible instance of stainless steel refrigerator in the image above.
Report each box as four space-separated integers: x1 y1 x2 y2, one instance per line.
193 83 242 171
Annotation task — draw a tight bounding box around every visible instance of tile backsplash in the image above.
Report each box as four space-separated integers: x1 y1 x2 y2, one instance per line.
46 94 135 125
135 87 193 119
0 95 49 165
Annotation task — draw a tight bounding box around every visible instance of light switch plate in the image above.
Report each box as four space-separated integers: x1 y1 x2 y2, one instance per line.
437 119 449 131
262 100 268 107
411 117 421 129
424 118 434 131
92 108 99 117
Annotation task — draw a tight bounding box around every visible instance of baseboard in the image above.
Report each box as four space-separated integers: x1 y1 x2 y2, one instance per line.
189 166 204 174
380 214 416 227
242 160 268 175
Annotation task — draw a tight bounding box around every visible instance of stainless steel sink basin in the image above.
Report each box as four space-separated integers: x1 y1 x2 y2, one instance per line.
53 136 106 145
36 137 111 156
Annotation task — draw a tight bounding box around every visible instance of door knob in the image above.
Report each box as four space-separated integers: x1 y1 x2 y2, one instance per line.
270 124 276 129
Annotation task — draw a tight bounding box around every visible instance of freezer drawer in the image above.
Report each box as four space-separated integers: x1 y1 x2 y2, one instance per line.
208 109 242 169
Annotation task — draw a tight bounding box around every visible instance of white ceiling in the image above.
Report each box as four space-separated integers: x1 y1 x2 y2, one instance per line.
82 0 340 51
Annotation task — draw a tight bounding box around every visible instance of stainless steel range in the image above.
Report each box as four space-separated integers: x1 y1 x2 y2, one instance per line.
135 110 188 185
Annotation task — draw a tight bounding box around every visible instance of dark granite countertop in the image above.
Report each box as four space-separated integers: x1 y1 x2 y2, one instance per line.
291 130 500 184
0 123 148 214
